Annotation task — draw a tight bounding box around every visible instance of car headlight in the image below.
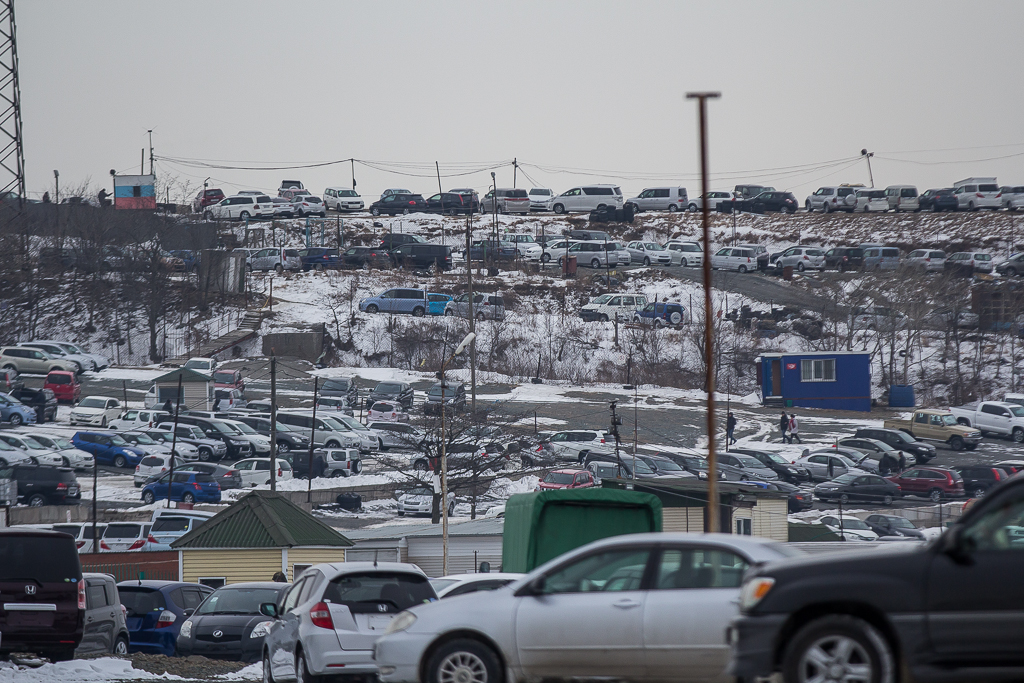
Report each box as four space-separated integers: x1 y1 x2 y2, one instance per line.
739 577 775 611
250 620 274 638
179 619 193 638
697 471 708 480
384 611 417 635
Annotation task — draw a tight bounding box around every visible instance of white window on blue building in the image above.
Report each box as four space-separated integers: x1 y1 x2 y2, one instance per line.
801 358 836 382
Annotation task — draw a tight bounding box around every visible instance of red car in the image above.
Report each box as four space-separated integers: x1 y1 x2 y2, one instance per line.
213 368 244 394
886 466 965 502
192 188 225 212
537 468 595 491
44 370 80 403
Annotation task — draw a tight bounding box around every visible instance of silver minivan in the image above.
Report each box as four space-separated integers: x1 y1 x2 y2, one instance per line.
626 187 688 213
249 247 302 273
444 293 506 321
862 246 901 271
885 185 919 212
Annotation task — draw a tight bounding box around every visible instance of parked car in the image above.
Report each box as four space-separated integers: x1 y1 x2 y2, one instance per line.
227 414 311 456
711 246 758 273
374 534 794 683
624 241 672 267
813 472 902 505
823 247 865 271
398 486 456 517
248 247 303 273
884 185 920 212
0 366 21 393
815 514 881 541
805 185 858 212
22 432 94 469
144 514 212 552
140 470 220 505
118 580 214 656
633 301 687 327
296 247 341 272
378 233 426 251
538 429 612 463
262 412 360 450
390 243 455 271
945 251 994 275
367 401 410 423
315 447 362 478
481 187 531 214
19 341 95 372
905 248 947 272
69 395 123 427
339 246 391 270
953 176 1002 210
953 465 1009 499
564 241 631 269
73 431 145 468
148 424 227 461
626 186 688 213
319 377 359 407
177 582 289 662
537 468 596 490
133 453 186 487
733 449 811 484
995 252 1024 276
0 390 37 426
664 241 704 268
883 408 982 451
366 381 415 411
424 381 466 415
369 193 427 216
634 454 696 479
772 246 826 272
686 191 733 212
585 454 658 480
746 191 799 214
444 293 506 320
323 187 364 212
852 427 936 463
100 522 152 552
0 346 78 375
1000 185 1024 211
43 370 81 403
9 386 56 423
291 195 326 217
119 430 181 458
549 184 624 214
730 474 1024 683
850 305 907 331
579 293 648 322
0 528 86 661
233 457 293 487
528 187 554 211
367 421 425 450
173 462 243 490
717 452 780 482
862 513 926 539
424 192 469 215
430 573 525 599
886 466 965 502
918 187 959 211
171 415 255 460
0 463 81 506
854 188 888 212
193 188 225 212
793 451 866 482
203 194 273 220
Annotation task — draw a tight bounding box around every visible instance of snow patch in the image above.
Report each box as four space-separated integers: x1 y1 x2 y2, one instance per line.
0 658 184 682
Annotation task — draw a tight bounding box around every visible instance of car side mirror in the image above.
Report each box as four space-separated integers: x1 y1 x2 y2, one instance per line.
942 526 975 565
515 576 546 597
259 602 278 618
183 608 195 617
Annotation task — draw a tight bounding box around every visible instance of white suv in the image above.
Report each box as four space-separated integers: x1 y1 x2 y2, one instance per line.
540 430 613 462
665 241 704 268
580 293 648 322
204 194 273 220
505 234 543 259
549 185 623 214
323 188 364 212
528 188 553 210
805 186 858 213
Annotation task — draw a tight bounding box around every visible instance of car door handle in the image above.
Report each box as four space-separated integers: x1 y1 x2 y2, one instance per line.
613 599 641 609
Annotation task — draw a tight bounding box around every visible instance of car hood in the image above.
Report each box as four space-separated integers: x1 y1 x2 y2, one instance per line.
189 613 267 634
72 406 110 415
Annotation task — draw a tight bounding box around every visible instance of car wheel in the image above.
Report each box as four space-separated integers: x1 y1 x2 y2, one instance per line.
521 455 533 468
882 494 894 506
1008 267 1018 277
412 306 425 317
28 494 46 507
263 652 275 683
653 318 664 328
371 207 380 216
541 253 551 263
973 487 987 498
929 488 943 503
62 456 70 467
326 440 341 449
552 203 565 214
738 265 747 273
240 211 251 220
823 203 832 214
1014 428 1024 443
330 469 346 478
949 436 964 451
599 314 609 322
366 304 379 314
182 492 196 504
839 493 849 505
277 441 290 454
797 262 805 272
198 447 212 462
427 639 502 683
274 264 284 275
101 416 108 428
296 650 317 683
476 311 486 321
643 257 651 266
8 413 21 426
142 490 155 504
589 258 600 269
783 615 894 683
667 204 678 213
402 208 410 215
968 201 975 211
113 635 129 656
414 459 429 472
114 454 127 469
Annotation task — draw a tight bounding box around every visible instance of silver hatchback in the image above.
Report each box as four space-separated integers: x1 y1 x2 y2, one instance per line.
261 562 436 682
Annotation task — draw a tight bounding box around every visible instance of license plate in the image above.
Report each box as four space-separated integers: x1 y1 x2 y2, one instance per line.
368 615 392 630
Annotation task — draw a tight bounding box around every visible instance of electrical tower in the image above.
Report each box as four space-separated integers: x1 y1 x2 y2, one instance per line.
0 0 25 206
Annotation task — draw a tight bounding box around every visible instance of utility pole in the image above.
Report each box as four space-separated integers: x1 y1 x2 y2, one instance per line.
351 159 356 191
148 129 154 176
861 149 875 188
466 216 477 413
308 377 318 503
687 91 721 533
632 384 639 478
610 401 624 478
436 161 444 244
167 374 183 508
513 158 517 188
269 356 277 492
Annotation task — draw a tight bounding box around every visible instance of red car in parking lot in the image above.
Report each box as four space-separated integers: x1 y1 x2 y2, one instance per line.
886 466 965 502
192 188 225 213
44 370 80 403
536 468 595 491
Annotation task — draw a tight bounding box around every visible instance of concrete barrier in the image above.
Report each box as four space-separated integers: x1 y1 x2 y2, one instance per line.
262 328 325 362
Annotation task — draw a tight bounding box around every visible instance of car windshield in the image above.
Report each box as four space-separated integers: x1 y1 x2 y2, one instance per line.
19 436 45 449
832 518 870 531
648 458 683 472
230 422 257 434
151 518 191 532
1008 406 1024 418
735 456 764 468
335 415 369 432
109 435 129 446
405 487 433 497
49 437 75 450
375 383 403 393
198 587 282 615
118 587 167 616
208 422 238 435
428 385 458 396
591 295 613 305
544 472 577 484
78 398 107 409
129 433 157 445
319 416 350 432
213 372 236 384
940 415 958 426
764 453 789 464
888 517 915 529
322 572 436 612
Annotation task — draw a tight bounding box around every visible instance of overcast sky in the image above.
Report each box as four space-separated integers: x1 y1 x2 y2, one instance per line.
18 1 1024 202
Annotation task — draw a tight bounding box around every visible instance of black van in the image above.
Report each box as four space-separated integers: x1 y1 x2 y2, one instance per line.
1 464 81 506
391 243 453 271
0 529 84 661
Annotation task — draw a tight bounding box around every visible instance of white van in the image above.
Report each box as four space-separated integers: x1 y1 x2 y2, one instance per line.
626 187 688 213
323 187 364 212
549 185 623 214
884 185 919 212
954 177 1001 210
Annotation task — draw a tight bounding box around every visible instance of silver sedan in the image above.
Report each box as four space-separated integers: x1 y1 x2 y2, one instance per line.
374 533 796 683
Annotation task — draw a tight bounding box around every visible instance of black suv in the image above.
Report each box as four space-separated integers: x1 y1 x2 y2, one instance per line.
953 465 1009 498
0 464 80 506
567 229 610 241
733 448 811 483
366 381 415 411
853 427 935 464
823 247 865 271
390 243 453 271
730 474 1024 683
10 386 57 422
424 192 469 215
369 193 427 216
319 377 359 407
378 233 426 251
172 415 252 460
918 187 958 211
0 529 84 660
424 381 467 415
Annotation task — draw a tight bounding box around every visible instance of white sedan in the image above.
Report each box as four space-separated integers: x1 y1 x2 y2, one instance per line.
375 533 795 683
817 515 879 541
22 432 94 469
0 433 63 466
233 457 293 487
429 572 525 599
69 396 123 427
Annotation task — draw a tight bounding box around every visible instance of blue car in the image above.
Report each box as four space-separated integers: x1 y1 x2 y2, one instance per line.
427 293 452 316
632 301 688 327
359 288 430 316
0 391 37 426
141 470 221 505
73 431 144 468
117 580 214 656
169 250 199 272
297 247 341 271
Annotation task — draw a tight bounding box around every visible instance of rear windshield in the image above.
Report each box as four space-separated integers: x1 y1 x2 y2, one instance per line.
508 189 528 198
979 184 999 192
0 535 81 582
213 372 236 384
152 518 191 533
119 587 167 615
48 374 71 384
198 586 282 615
583 187 615 195
105 524 142 539
322 572 436 613
900 188 917 197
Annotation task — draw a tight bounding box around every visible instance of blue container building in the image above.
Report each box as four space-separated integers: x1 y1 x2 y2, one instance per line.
758 351 872 412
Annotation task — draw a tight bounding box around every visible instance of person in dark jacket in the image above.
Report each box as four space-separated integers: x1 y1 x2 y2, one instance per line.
879 452 898 476
779 412 790 443
162 399 174 414
898 451 907 473
726 412 738 445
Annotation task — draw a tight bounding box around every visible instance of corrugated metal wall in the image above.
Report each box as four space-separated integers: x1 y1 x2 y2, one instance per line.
182 549 282 584
663 507 705 532
407 536 503 577
733 499 788 541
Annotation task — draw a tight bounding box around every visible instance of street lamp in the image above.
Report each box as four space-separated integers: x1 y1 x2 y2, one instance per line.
440 331 476 575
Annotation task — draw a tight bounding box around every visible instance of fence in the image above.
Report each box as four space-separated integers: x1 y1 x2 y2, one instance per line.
80 551 179 582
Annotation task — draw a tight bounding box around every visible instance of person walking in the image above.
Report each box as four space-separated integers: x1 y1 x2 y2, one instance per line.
898 450 907 474
879 451 897 477
162 399 174 415
272 571 287 582
788 413 802 444
779 411 790 443
726 412 738 446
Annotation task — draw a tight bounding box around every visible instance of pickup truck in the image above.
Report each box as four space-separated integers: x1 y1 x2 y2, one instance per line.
949 401 1024 443
883 409 982 451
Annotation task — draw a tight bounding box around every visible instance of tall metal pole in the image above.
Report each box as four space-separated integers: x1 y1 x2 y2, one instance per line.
351 159 356 191
687 91 721 533
861 149 875 188
0 0 25 207
148 129 154 176
269 356 277 492
308 377 318 503
440 353 449 576
167 374 183 508
465 217 477 413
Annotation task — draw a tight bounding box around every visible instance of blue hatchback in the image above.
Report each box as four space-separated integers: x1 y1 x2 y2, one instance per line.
0 391 37 426
117 580 214 656
72 431 144 468
427 293 452 316
141 470 221 505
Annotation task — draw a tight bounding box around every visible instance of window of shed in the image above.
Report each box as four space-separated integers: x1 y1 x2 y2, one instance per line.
800 358 836 382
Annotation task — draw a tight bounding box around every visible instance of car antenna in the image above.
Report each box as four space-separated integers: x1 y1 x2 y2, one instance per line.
373 549 379 568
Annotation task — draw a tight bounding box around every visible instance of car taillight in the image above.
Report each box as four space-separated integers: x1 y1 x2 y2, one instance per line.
78 579 86 610
976 193 984 198
148 534 158 544
76 541 85 549
100 540 111 550
225 470 237 477
192 482 201 490
310 602 334 629
56 482 67 490
408 201 416 205
128 539 146 550
156 610 177 628
993 469 1003 480
278 468 283 477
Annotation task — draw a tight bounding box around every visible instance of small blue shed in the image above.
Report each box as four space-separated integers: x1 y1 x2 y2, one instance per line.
758 351 871 412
